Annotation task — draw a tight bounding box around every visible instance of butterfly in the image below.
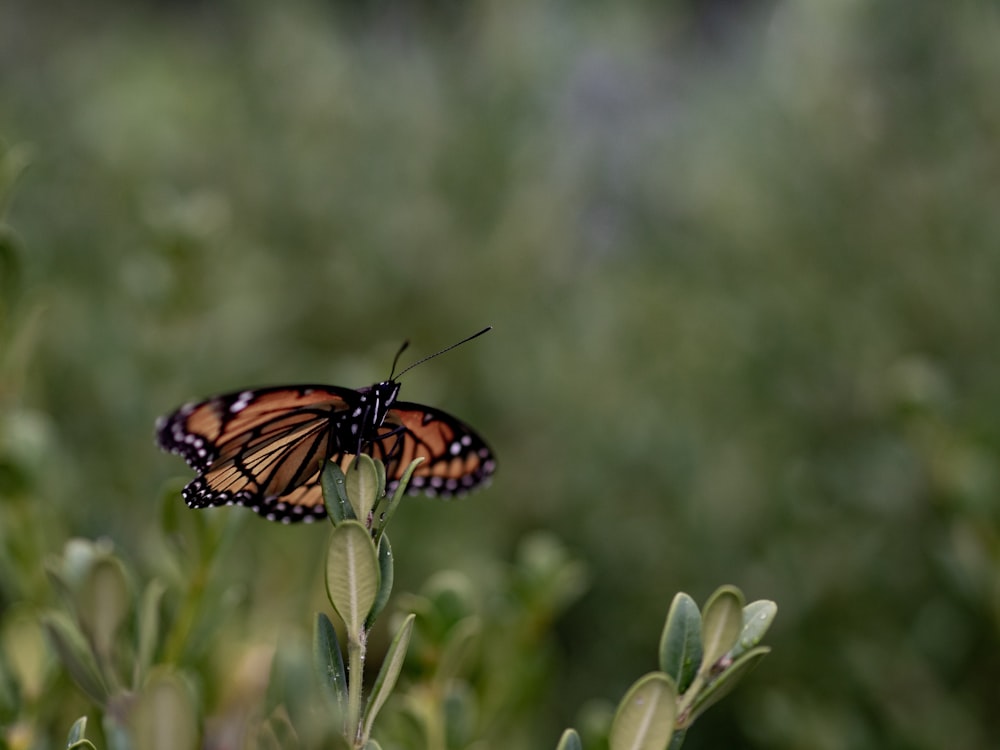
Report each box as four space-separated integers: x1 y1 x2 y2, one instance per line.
155 329 496 524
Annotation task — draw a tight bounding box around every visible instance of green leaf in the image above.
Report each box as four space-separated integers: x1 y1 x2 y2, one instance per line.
685 646 771 726
2 606 49 701
731 600 777 659
699 586 744 676
313 612 348 716
67 741 98 750
44 562 78 613
41 613 108 705
361 613 415 739
363 741 384 750
365 534 395 630
609 672 678 750
134 579 166 688
435 616 480 687
78 556 130 668
131 670 199 750
346 454 381 525
373 458 387 502
376 457 425 537
0 224 22 304
264 636 316 736
321 460 355 524
659 592 703 693
555 728 583 750
325 521 380 638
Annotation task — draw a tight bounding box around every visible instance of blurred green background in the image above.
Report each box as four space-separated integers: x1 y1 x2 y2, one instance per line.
2 0 1000 747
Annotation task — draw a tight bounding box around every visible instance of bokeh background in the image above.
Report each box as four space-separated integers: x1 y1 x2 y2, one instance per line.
2 0 1000 747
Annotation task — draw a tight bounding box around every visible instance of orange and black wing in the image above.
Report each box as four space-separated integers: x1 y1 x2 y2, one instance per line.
157 386 496 523
372 401 497 498
156 385 357 523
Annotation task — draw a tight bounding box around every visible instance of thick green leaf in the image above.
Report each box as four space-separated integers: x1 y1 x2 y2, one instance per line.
321 460 355 524
699 586 744 675
131 670 199 750
362 613 415 738
313 612 348 716
263 641 285 717
346 454 381 525
555 728 583 750
2 606 48 700
373 458 387 502
44 562 78 614
0 225 22 303
435 616 481 687
732 600 777 659
609 672 678 750
365 534 395 629
77 557 129 683
686 646 771 725
325 521 380 638
659 592 703 693
66 716 88 745
0 141 32 202
666 729 687 750
265 636 316 735
134 579 166 687
377 457 425 536
41 613 108 705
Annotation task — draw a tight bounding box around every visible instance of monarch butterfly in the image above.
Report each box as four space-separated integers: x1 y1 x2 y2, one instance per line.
155 328 496 524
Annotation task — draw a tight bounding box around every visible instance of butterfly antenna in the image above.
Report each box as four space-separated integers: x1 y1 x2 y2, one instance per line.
394 326 493 380
389 340 411 380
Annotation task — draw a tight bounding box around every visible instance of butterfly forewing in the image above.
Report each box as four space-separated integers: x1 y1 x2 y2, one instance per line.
157 386 356 472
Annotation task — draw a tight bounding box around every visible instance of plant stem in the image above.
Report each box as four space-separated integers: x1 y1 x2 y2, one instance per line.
346 627 367 747
675 672 707 728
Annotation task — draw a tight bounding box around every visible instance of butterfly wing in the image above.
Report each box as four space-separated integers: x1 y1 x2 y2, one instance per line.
372 401 497 497
156 386 496 523
156 385 360 523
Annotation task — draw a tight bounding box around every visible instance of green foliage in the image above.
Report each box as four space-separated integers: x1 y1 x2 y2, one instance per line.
314 458 745 750
565 586 775 750
2 1 1000 748
38 538 204 748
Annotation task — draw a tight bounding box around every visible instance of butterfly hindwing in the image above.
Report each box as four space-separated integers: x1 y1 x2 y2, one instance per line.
375 402 497 497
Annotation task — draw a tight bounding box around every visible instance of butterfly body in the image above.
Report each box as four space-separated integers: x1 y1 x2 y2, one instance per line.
156 379 495 524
